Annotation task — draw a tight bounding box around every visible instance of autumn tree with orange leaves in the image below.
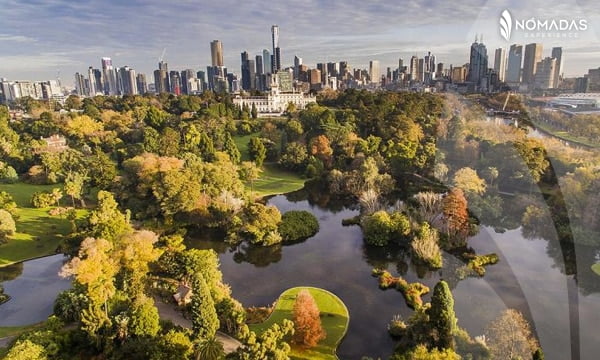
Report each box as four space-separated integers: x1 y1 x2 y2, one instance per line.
442 187 470 248
292 290 326 348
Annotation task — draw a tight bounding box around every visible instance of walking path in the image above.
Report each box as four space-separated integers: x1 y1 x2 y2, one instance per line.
153 297 242 354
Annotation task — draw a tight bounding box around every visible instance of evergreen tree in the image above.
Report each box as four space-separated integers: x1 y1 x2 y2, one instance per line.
248 137 266 167
427 280 457 350
198 132 216 162
223 132 241 164
190 272 219 340
292 289 326 347
195 337 225 360
251 103 258 119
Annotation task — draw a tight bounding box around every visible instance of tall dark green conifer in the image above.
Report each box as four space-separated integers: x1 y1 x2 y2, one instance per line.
190 272 219 340
427 280 457 350
223 132 241 164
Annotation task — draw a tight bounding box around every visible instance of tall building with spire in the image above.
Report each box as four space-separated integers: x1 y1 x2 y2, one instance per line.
467 35 488 89
271 25 281 73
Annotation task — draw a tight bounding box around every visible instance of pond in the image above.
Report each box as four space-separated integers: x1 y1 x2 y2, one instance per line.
0 255 71 327
190 191 600 360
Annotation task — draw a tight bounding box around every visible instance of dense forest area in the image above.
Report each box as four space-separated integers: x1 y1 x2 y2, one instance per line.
0 89 599 359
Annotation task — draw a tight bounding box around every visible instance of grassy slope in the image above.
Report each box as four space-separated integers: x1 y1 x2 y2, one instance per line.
249 287 349 360
0 183 87 267
234 133 306 197
529 119 600 149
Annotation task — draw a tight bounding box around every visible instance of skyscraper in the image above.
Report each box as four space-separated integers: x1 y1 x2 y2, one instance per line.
136 73 147 94
494 48 507 82
294 56 302 80
101 57 117 95
255 55 264 91
409 56 419 82
467 37 488 88
551 47 563 88
153 61 170 93
534 57 557 89
74 72 86 96
369 60 380 85
180 69 195 95
506 44 523 84
241 51 251 90
263 49 271 75
271 25 281 73
522 43 543 85
118 66 137 95
87 67 97 96
211 40 224 67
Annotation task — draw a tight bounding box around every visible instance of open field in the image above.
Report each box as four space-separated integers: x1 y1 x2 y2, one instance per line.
0 183 87 267
249 287 349 360
234 134 306 197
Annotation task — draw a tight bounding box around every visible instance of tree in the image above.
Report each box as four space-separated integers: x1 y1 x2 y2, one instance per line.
278 210 320 242
129 295 160 337
485 309 538 360
248 137 266 167
251 103 258 119
0 209 16 243
88 191 132 242
361 210 410 246
292 290 326 348
119 230 161 296
190 272 219 340
309 135 333 168
427 280 457 350
4 340 47 360
279 142 308 171
64 171 86 207
453 167 486 195
195 337 225 360
394 344 460 360
239 161 262 192
87 150 117 190
65 115 103 138
442 188 470 247
223 132 241 164
239 203 282 246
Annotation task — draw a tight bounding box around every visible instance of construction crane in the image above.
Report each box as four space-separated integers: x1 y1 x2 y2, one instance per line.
502 91 511 111
158 48 167 63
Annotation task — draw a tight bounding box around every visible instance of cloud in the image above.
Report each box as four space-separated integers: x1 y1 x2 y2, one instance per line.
1 0 598 82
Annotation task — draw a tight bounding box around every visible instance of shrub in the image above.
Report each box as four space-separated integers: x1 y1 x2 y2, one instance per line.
278 210 319 242
362 210 411 246
411 222 443 269
0 209 16 243
0 164 18 183
464 253 499 276
372 269 430 309
388 314 407 337
31 191 56 208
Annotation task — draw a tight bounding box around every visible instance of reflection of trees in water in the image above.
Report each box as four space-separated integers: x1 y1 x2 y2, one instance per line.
0 262 24 282
232 243 282 267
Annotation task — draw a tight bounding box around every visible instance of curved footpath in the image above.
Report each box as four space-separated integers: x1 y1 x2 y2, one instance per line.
153 296 242 354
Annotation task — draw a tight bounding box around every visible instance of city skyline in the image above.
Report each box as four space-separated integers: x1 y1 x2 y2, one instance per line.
1 0 599 84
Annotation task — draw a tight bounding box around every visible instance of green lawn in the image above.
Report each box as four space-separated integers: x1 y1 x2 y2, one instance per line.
234 134 306 197
592 263 600 276
0 183 87 267
249 287 350 360
530 119 600 149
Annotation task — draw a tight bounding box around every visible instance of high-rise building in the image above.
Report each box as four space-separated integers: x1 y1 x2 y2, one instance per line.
294 56 302 80
271 25 281 73
308 68 321 90
369 60 381 85
101 57 117 95
180 69 195 95
136 73 147 94
169 71 181 95
533 57 557 89
494 48 507 82
409 56 419 81
241 51 251 91
263 49 272 75
87 67 97 96
467 37 488 88
153 61 170 93
211 40 224 67
506 44 523 84
522 43 543 85
118 66 137 95
551 47 563 88
451 66 467 83
255 55 265 91
74 72 86 96
417 58 425 82
585 67 600 92
317 63 328 85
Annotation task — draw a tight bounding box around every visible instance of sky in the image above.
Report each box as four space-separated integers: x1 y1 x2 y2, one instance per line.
1 0 599 86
